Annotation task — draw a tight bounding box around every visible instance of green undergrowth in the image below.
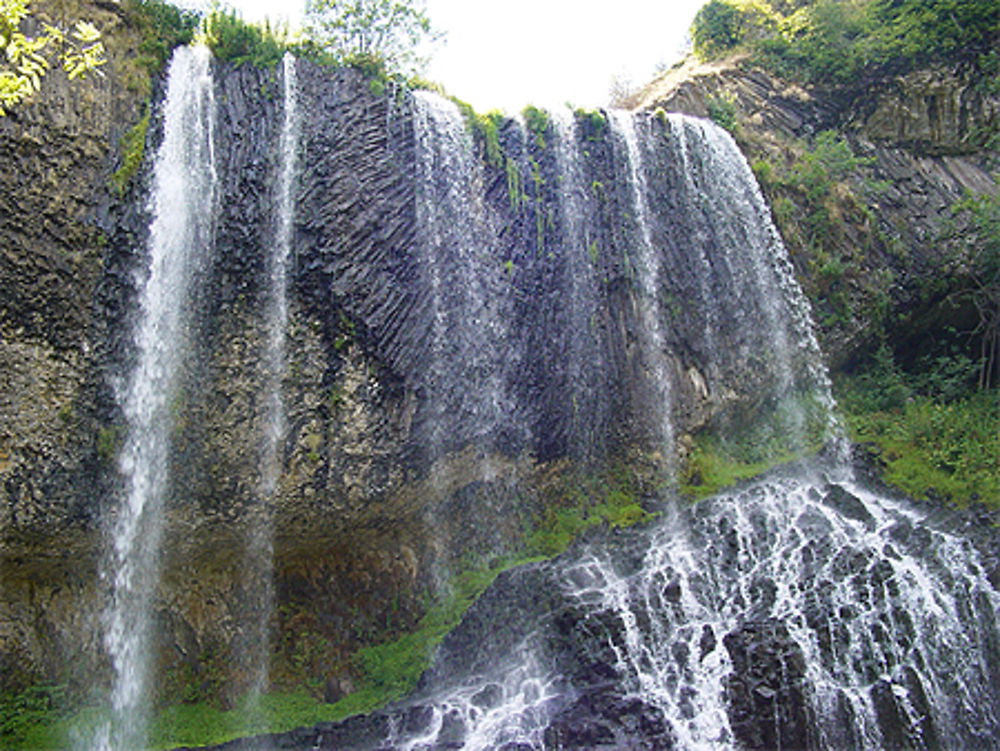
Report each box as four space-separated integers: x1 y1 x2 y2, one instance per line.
840 384 1000 507
3 691 356 749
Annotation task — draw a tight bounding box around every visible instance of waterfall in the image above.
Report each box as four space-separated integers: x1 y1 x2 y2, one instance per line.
550 109 608 460
267 108 998 751
242 51 299 709
412 91 511 456
553 472 1000 750
330 468 999 751
609 111 676 467
96 45 216 751
664 114 840 452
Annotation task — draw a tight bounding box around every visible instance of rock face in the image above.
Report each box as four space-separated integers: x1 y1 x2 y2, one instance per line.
1 10 996 734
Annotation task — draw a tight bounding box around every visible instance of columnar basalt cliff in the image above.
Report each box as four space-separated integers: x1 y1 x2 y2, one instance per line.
2 45 830 708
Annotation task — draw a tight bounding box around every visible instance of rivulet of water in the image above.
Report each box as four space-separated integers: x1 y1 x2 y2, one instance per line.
240 51 300 725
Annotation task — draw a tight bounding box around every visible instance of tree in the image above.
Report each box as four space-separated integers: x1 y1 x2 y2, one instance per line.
1 0 106 115
949 191 1000 389
303 0 440 76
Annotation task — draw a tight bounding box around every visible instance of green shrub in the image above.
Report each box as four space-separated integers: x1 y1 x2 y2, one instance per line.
123 0 200 74
0 684 69 749
695 0 1000 85
706 91 738 133
845 389 999 507
110 107 150 196
203 9 287 68
691 0 746 58
522 105 549 149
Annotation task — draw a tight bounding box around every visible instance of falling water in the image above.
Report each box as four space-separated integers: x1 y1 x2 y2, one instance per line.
667 114 839 450
275 111 998 751
243 51 299 708
96 45 216 751
412 92 510 455
609 111 676 466
550 109 608 460
558 471 1000 750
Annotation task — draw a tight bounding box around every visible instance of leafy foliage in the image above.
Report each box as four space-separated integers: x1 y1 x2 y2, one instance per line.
0 684 69 749
303 0 441 77
0 0 105 115
842 386 1000 507
945 191 1000 388
706 91 738 132
122 0 199 74
203 9 288 68
109 106 150 195
691 0 778 58
691 0 1000 85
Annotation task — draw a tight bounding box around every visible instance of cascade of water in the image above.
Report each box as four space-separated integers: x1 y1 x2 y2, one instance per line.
666 114 842 456
412 91 510 455
550 110 607 460
95 45 216 751
388 640 560 751
560 472 1000 750
608 111 676 467
244 51 298 708
366 473 998 751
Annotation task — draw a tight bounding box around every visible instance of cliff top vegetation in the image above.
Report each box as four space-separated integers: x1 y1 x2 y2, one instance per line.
690 0 999 87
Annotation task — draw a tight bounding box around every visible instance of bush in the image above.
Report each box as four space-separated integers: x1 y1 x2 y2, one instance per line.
123 0 200 73
694 0 1000 85
706 91 738 133
203 10 287 68
692 0 745 58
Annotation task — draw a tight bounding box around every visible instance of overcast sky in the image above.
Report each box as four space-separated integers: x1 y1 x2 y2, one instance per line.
221 0 705 112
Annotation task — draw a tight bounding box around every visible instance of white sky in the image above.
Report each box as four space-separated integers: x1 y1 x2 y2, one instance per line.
221 0 705 113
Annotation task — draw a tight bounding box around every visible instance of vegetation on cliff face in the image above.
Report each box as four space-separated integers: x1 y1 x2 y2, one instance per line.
0 0 106 114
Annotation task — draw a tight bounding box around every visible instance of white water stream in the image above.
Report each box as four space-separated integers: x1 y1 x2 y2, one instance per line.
96 45 217 751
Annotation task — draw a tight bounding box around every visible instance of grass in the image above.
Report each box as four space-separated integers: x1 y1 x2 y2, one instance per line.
843 389 1000 507
679 438 791 499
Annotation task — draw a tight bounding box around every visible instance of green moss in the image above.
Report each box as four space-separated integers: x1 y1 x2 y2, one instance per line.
109 107 150 197
95 425 121 462
505 156 521 211
679 438 784 499
522 105 549 149
574 107 606 141
679 390 831 499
